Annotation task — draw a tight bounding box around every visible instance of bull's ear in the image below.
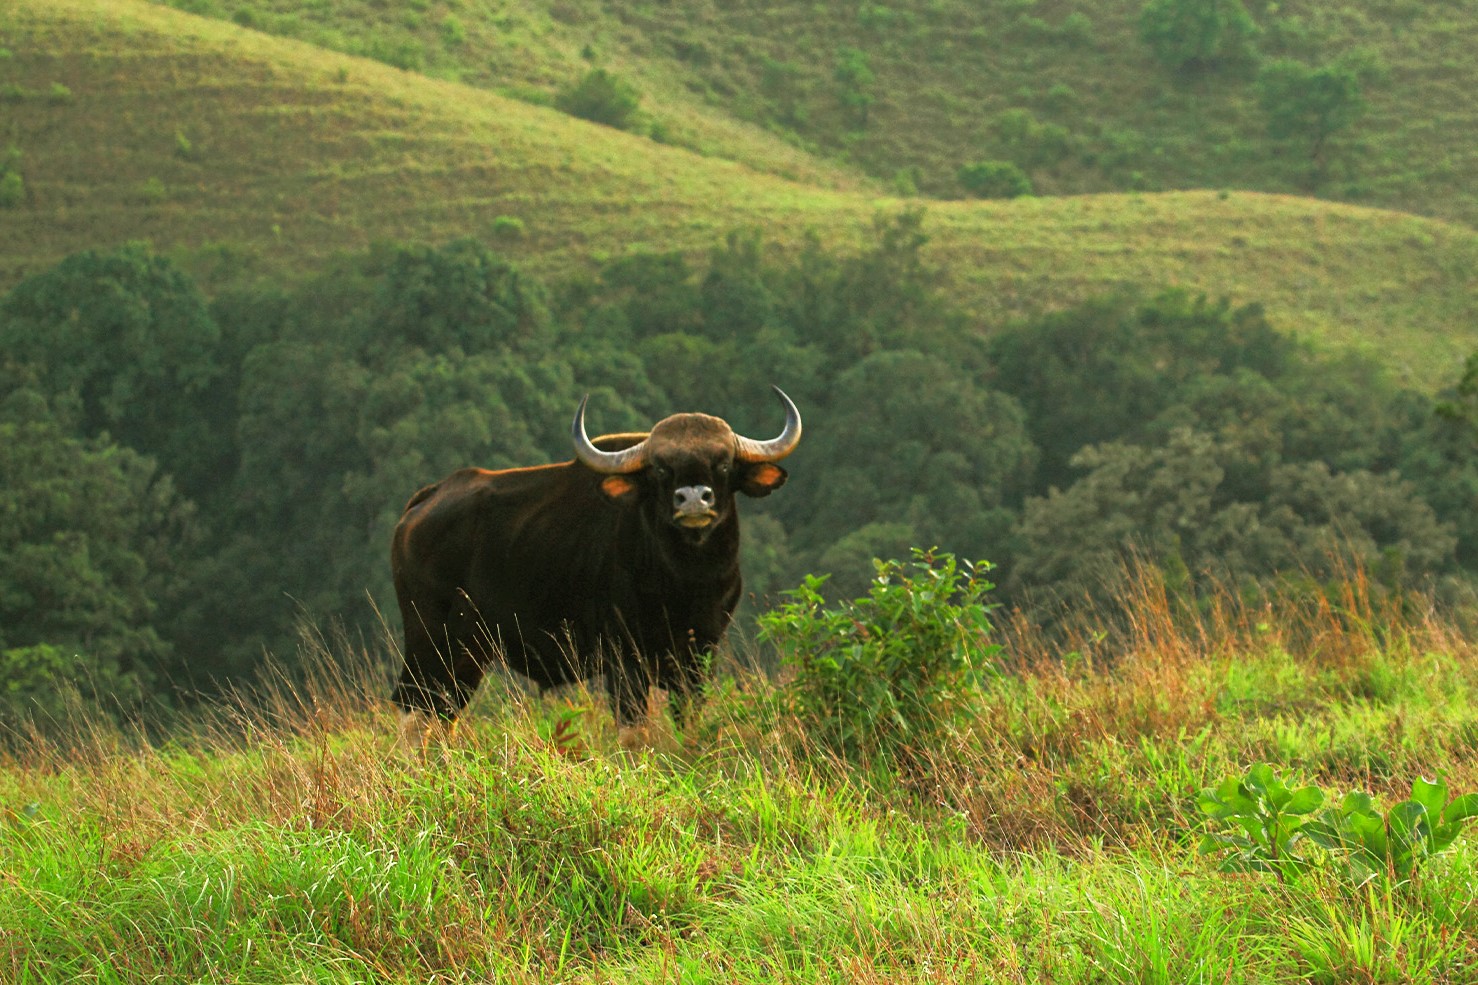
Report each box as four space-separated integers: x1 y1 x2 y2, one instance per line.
738 462 787 498
600 475 641 503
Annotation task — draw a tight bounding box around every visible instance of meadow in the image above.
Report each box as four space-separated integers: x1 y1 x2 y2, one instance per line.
5 1 1478 978
4 569 1477 983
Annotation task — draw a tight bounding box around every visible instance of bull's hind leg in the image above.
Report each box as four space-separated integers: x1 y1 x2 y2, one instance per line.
391 599 485 754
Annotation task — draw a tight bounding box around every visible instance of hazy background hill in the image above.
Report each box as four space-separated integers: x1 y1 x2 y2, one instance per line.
3 0 1477 386
139 0 1478 226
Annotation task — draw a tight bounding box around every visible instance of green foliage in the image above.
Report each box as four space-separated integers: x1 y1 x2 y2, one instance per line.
796 349 1034 594
555 68 641 131
991 108 1075 171
1201 766 1478 887
440 14 466 48
0 243 225 497
1138 0 1259 74
1302 778 1478 886
1010 427 1456 616
490 214 525 240
1434 352 1478 442
957 159 1033 199
3 223 1477 704
0 145 22 207
0 385 194 726
988 290 1296 491
0 171 21 207
1197 763 1326 882
833 46 875 130
1256 56 1368 181
361 31 425 72
760 550 999 770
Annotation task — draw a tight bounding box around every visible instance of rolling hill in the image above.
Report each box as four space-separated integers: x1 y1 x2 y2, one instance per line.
2 0 1476 388
135 0 1478 228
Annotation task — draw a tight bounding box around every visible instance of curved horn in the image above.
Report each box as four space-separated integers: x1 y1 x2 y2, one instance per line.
734 386 804 463
571 394 649 474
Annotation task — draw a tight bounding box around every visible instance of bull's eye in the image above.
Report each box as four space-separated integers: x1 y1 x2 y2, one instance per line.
651 464 671 482
716 461 732 479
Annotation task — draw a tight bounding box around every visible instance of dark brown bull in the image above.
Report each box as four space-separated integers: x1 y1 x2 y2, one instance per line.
389 386 801 731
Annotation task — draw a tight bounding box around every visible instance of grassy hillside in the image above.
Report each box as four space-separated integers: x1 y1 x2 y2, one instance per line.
141 0 1478 228
593 0 1478 226
4 580 1478 981
3 0 1477 388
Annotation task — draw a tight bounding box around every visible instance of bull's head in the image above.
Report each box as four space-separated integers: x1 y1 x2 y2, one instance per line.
571 386 802 540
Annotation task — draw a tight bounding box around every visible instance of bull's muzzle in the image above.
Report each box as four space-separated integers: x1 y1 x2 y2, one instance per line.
673 485 717 527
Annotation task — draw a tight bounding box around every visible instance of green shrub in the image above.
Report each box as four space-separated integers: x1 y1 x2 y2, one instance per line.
1256 57 1366 182
759 549 999 771
441 14 467 47
554 68 641 130
490 214 526 240
957 160 1033 198
833 46 875 130
1198 765 1478 887
0 171 21 208
1138 0 1259 74
363 32 426 72
993 108 1074 169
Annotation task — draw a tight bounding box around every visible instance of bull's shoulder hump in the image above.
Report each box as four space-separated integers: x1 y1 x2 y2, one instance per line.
593 432 649 452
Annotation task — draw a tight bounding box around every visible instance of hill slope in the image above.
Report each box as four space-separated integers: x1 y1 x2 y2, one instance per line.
141 0 1478 228
2 0 1476 387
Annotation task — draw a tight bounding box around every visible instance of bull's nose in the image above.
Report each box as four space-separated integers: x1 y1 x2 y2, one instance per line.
673 485 716 512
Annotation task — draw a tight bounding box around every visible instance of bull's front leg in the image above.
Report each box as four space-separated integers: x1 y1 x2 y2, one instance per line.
606 653 651 729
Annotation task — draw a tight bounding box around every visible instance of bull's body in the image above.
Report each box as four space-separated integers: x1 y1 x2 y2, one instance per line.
389 390 800 727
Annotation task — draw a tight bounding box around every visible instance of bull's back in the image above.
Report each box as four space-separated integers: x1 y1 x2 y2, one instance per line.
392 462 618 600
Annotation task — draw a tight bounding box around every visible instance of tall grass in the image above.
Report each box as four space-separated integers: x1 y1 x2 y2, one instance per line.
3 568 1477 982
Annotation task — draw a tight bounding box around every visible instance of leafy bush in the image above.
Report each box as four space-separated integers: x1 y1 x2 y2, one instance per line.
490 214 526 240
833 47 875 130
957 160 1033 199
759 550 999 770
1138 0 1259 74
1199 765 1478 886
1197 763 1327 882
1256 57 1367 181
0 171 21 208
992 108 1074 170
555 69 641 131
1302 778 1478 886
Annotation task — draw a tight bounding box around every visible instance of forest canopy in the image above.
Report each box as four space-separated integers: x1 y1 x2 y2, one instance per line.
3 218 1475 725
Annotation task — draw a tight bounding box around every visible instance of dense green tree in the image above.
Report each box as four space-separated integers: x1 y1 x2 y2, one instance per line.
957 160 1034 199
987 290 1295 494
194 240 588 677
360 238 554 360
1401 352 1478 571
1009 428 1455 617
795 349 1035 591
0 243 224 497
1256 57 1367 182
1138 0 1259 74
0 375 197 724
833 46 875 129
